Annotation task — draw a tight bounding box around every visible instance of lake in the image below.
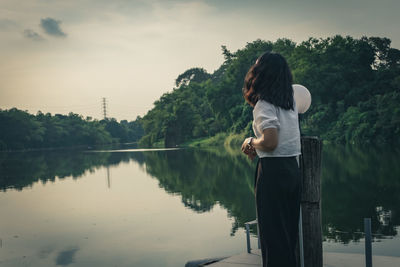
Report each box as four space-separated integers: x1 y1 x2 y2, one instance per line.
0 144 399 266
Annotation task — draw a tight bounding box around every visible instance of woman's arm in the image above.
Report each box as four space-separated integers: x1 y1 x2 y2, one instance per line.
251 128 278 152
242 101 279 158
241 128 278 158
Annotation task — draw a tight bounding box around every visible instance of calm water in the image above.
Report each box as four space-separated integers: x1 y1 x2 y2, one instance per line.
0 144 399 266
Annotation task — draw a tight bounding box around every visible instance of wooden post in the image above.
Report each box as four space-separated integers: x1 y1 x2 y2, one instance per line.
364 218 372 267
300 136 323 267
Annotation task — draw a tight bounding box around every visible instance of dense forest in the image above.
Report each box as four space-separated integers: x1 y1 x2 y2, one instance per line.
0 109 143 150
139 35 400 147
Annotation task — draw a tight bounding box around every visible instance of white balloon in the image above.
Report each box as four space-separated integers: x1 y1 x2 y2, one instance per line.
293 84 311 114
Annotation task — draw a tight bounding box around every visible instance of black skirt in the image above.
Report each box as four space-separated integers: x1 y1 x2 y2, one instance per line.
255 156 302 267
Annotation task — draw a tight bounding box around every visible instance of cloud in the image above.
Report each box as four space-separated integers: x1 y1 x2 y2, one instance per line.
23 29 44 41
40 17 67 37
55 247 79 266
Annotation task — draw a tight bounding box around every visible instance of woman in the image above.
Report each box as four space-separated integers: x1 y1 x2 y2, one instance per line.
241 52 301 267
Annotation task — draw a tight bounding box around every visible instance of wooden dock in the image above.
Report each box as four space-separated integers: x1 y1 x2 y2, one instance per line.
186 250 400 267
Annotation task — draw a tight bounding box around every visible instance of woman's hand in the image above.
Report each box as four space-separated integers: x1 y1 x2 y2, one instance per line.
246 149 257 160
241 137 257 160
241 137 252 154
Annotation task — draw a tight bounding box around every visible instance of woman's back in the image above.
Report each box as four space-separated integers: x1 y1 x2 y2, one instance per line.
252 99 301 158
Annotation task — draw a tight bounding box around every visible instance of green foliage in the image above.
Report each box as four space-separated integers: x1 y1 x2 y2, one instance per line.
140 36 400 146
175 67 211 87
185 132 228 148
0 108 45 149
224 132 247 148
326 91 400 144
0 109 144 150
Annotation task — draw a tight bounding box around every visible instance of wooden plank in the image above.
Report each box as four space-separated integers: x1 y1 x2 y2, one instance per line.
207 250 261 266
201 250 400 267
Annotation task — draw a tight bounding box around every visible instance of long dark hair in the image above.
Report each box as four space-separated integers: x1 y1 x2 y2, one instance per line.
243 52 294 110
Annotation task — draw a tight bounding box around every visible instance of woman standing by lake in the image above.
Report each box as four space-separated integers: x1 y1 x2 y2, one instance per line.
241 52 301 267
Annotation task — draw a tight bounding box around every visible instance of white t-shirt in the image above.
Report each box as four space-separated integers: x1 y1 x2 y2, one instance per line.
252 99 301 157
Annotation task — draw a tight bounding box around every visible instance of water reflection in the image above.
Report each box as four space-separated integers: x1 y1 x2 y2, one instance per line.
138 149 257 235
0 149 145 191
0 145 399 243
321 144 400 243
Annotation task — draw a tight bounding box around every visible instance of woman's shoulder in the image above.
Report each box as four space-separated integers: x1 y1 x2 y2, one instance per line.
254 99 298 118
253 100 276 113
253 100 280 118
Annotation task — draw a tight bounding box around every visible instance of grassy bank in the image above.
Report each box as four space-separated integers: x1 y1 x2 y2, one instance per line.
183 132 247 148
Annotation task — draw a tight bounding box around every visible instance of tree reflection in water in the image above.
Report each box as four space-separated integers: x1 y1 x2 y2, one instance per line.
138 148 257 235
0 145 399 242
321 144 400 243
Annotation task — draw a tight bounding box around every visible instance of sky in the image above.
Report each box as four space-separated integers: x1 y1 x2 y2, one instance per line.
1 0 399 121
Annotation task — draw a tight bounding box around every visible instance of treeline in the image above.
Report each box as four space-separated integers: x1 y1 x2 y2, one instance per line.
0 108 144 150
139 35 400 146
